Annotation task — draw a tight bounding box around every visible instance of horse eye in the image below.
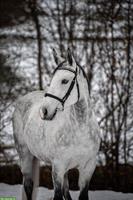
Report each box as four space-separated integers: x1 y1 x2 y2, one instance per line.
61 79 69 84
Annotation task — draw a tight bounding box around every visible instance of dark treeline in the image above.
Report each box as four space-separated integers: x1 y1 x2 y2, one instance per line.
0 0 133 190
0 164 133 192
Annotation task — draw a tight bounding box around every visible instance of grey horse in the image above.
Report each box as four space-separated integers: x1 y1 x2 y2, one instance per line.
12 49 100 200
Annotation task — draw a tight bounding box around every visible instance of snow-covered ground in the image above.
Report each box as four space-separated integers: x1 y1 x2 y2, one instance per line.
0 183 133 200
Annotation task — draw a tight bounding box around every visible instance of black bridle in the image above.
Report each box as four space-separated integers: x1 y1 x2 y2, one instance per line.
45 66 80 108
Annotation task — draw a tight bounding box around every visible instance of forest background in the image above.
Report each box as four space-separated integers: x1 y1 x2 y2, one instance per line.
0 0 133 192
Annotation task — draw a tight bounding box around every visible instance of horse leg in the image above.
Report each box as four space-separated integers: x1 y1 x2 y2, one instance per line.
78 160 96 200
52 165 65 200
63 172 72 200
21 148 39 200
13 109 39 200
20 149 33 200
78 171 90 200
32 157 40 200
79 181 89 200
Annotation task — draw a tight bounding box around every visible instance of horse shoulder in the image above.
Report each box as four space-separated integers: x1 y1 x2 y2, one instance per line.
13 90 45 138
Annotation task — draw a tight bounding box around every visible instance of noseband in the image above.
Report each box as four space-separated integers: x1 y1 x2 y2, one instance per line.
45 67 80 108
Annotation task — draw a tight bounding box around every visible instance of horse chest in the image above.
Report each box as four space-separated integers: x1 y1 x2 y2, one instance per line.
24 105 92 163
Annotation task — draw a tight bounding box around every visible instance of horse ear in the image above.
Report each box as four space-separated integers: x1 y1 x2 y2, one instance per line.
53 48 63 65
67 48 76 67
67 48 73 65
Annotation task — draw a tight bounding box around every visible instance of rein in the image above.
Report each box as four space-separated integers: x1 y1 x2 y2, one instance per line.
45 67 80 107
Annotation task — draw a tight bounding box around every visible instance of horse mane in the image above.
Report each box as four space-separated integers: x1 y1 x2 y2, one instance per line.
76 62 90 95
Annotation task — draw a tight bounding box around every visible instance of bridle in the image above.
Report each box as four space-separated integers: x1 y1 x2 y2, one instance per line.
45 64 80 108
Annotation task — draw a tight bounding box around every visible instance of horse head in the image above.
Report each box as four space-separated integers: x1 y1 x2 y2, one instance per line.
40 48 83 120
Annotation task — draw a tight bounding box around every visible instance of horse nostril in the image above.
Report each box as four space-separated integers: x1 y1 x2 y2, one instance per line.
43 107 48 117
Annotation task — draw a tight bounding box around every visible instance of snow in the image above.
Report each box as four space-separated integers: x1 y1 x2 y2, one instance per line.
0 183 133 200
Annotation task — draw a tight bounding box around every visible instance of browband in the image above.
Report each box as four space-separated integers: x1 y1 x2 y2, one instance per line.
54 66 76 75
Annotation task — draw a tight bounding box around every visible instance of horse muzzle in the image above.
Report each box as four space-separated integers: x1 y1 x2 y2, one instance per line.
39 106 58 121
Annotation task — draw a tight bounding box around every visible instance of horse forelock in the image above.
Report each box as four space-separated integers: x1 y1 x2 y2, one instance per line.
53 60 66 74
